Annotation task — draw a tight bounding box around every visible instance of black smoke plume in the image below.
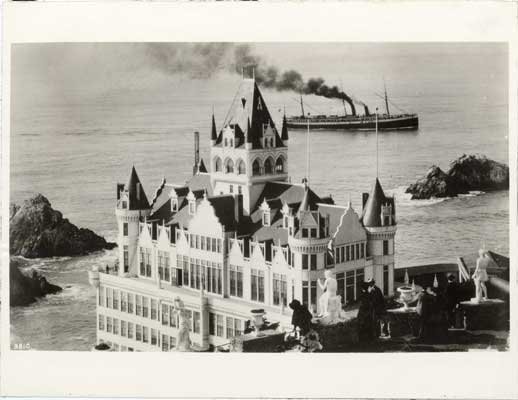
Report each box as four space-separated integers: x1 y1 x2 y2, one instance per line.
143 43 366 115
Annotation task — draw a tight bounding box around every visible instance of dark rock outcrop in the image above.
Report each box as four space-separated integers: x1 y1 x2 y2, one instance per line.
406 154 509 200
10 194 116 258
10 257 62 307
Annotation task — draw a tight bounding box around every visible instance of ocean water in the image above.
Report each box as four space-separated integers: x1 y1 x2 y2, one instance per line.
9 43 509 350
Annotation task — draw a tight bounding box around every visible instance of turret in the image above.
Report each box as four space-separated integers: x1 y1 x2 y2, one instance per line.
116 166 151 277
361 178 396 296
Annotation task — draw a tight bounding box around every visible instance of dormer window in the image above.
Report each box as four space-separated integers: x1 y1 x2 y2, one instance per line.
171 198 178 212
263 210 270 226
187 191 196 215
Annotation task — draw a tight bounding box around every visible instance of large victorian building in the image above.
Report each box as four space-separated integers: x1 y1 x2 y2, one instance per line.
92 77 397 351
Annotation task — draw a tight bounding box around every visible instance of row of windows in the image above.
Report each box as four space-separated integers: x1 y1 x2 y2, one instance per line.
336 268 365 304
161 304 201 333
139 248 152 278
187 234 223 253
335 242 366 264
208 313 244 339
213 156 285 176
302 253 318 270
177 256 223 295
99 315 160 347
99 287 158 321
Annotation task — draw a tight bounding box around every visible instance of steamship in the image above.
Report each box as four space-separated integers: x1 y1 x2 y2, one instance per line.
286 87 419 131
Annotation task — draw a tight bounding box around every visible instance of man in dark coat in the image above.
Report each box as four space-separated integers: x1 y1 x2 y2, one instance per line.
368 279 388 337
445 274 459 328
357 282 376 345
289 299 313 336
416 286 437 342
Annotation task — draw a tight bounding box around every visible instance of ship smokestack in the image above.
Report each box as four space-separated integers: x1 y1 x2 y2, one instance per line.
193 131 200 176
342 94 356 116
364 105 370 116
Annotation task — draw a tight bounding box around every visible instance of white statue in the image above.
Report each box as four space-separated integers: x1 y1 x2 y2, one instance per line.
472 249 489 302
318 270 342 324
173 298 192 351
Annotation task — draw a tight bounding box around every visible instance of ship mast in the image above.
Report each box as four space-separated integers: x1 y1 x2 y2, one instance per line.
375 107 379 178
384 80 390 116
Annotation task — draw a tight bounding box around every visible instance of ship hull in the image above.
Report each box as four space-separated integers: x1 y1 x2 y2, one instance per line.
286 114 419 131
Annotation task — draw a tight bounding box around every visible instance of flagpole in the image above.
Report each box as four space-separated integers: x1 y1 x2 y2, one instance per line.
306 114 310 186
375 107 379 179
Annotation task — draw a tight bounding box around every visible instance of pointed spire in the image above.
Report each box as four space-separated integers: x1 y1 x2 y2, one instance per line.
281 112 289 141
361 178 387 227
298 184 311 214
211 112 217 142
246 117 252 143
124 166 150 210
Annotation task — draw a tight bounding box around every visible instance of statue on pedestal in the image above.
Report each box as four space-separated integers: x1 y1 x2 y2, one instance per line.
472 249 489 303
173 297 192 351
318 270 343 324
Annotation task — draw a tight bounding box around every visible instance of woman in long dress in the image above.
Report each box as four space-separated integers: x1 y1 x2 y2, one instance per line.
357 282 376 344
472 249 489 300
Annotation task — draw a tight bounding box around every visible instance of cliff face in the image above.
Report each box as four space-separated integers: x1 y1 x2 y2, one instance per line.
10 194 116 258
10 257 62 307
406 155 509 200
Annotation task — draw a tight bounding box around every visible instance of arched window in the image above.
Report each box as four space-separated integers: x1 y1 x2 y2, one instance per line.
214 157 222 172
275 157 285 173
230 139 234 147
264 157 273 174
237 159 246 175
225 159 234 174
270 138 274 147
252 159 261 176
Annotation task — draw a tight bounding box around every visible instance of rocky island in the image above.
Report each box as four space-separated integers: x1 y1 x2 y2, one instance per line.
10 257 63 307
10 194 116 258
406 154 509 200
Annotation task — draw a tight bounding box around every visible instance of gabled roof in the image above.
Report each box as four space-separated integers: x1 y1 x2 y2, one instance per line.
361 178 393 227
124 166 150 210
254 181 322 212
216 79 285 149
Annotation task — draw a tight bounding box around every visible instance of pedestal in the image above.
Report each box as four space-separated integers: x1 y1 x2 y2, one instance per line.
459 299 507 331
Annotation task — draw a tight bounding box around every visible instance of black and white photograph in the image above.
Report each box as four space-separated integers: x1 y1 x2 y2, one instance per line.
1 2 517 399
8 41 510 353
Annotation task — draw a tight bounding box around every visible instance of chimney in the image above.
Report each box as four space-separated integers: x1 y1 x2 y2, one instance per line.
193 131 200 175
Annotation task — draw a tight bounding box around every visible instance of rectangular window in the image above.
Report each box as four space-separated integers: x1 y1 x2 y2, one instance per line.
162 334 169 351
143 326 149 343
193 311 200 334
310 281 317 308
183 256 189 286
123 222 128 236
145 249 152 277
226 317 234 339
209 313 216 335
216 314 224 337
158 251 164 280
302 254 308 270
113 289 119 310
135 325 142 341
123 246 129 272
98 314 105 331
335 247 340 264
383 265 389 295
229 265 243 298
113 318 119 335
106 317 113 333
162 304 169 326
346 245 350 262
383 240 389 256
351 244 355 260
356 243 360 260
170 336 176 349
273 273 288 307
234 319 243 337
310 228 317 238
217 239 222 253
164 255 170 282
136 295 142 316
151 328 158 346
302 228 308 238
121 320 127 337
212 238 217 253
341 247 345 263
151 299 157 320
121 291 127 312
251 269 264 302
128 293 134 314
106 288 113 309
127 322 134 339
229 184 234 194
142 297 149 318
310 254 317 270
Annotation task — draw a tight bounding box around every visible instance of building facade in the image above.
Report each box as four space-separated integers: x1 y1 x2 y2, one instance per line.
91 77 397 351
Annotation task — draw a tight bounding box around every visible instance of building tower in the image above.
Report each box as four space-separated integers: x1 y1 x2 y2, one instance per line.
361 178 397 295
115 166 151 277
210 77 289 215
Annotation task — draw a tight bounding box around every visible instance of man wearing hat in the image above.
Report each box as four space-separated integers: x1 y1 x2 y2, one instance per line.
368 278 389 338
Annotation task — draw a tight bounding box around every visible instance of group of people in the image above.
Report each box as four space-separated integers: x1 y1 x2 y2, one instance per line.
356 279 388 344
